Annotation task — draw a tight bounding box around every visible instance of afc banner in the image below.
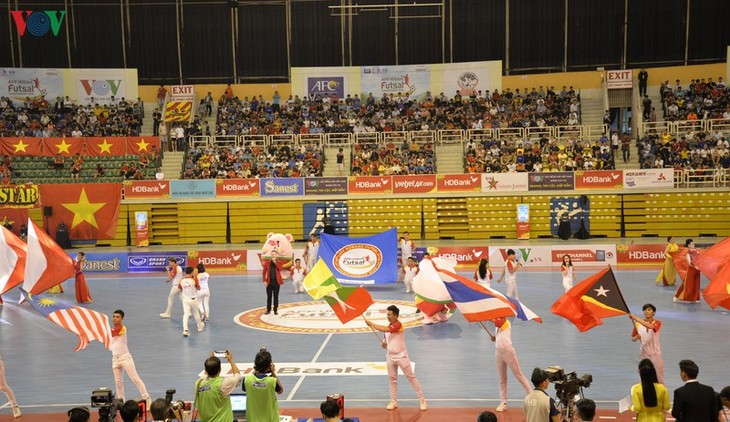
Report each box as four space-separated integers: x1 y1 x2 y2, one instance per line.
318 228 398 285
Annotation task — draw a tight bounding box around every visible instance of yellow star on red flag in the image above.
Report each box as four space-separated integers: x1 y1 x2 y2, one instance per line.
98 139 114 154
60 188 106 229
136 139 150 152
13 140 28 153
56 139 72 154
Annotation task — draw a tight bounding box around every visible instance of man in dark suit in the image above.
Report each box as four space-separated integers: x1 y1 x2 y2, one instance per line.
671 359 717 422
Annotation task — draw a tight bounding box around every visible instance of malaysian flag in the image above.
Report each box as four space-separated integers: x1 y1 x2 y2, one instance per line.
21 291 112 352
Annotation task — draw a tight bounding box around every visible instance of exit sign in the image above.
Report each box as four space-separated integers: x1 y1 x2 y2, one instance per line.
606 70 633 89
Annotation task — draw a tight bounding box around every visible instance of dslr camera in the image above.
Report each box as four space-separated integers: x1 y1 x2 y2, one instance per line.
90 388 123 422
164 387 190 420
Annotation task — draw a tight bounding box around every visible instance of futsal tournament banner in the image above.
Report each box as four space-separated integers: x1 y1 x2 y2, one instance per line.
318 228 398 285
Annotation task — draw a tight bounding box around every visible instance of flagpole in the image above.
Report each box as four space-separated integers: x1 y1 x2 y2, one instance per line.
608 265 633 327
478 321 495 341
361 315 386 345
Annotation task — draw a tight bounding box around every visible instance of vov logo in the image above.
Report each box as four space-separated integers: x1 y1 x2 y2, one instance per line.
79 80 123 97
499 248 541 264
10 10 66 37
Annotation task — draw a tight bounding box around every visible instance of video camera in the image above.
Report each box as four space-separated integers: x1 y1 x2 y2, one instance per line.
90 388 123 422
545 366 593 420
164 387 191 420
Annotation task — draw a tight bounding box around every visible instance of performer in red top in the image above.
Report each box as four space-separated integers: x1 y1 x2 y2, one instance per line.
74 252 92 304
674 239 701 303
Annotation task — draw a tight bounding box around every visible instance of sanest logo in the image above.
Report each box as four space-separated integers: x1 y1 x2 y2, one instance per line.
79 80 123 96
11 10 66 37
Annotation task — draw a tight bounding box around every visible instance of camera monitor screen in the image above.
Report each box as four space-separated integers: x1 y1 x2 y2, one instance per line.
230 393 246 414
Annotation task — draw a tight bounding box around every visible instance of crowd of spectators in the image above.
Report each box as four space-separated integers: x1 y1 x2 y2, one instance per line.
0 95 143 137
214 86 581 137
183 144 323 179
658 78 730 121
638 129 730 171
464 134 616 173
351 140 436 175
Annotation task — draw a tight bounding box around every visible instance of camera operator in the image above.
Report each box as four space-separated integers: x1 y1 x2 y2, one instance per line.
120 400 142 422
149 398 183 422
524 368 560 422
67 406 90 422
574 398 595 422
195 351 242 422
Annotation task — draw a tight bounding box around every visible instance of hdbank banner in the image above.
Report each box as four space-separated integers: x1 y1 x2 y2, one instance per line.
319 228 398 285
550 245 617 266
187 250 247 272
76 69 129 105
124 180 170 199
69 252 127 273
307 77 345 98
170 179 215 198
260 178 304 197
361 65 430 100
216 179 260 197
481 173 529 192
392 175 436 194
575 170 623 190
623 169 673 189
128 251 187 273
616 243 666 264
0 68 63 104
424 246 490 267
437 174 481 192
348 176 392 194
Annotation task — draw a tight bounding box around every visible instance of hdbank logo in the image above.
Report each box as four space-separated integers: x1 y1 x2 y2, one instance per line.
11 10 66 37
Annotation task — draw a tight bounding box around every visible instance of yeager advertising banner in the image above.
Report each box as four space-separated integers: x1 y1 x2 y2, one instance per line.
319 228 398 285
0 68 63 104
361 65 431 100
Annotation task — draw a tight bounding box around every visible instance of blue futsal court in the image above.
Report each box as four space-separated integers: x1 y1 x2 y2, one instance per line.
0 267 727 416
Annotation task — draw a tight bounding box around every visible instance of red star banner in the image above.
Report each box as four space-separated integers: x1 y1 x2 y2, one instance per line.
84 137 126 157
39 183 122 240
42 137 84 157
126 136 160 155
0 137 43 156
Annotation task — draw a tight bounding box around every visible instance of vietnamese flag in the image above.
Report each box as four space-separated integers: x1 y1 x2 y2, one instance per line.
85 137 126 157
702 264 730 310
696 237 730 280
0 207 30 236
126 136 160 155
0 137 43 156
39 183 122 240
42 137 84 157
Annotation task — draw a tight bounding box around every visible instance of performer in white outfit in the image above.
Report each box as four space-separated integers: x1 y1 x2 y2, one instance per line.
290 258 307 293
160 257 183 318
490 317 532 412
179 267 204 337
402 257 418 293
110 310 150 405
560 254 576 292
398 232 415 269
195 263 211 322
498 249 522 300
0 353 20 418
474 258 493 287
303 234 320 271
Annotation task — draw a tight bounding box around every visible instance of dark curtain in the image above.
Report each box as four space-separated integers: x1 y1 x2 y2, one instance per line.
126 1 180 84
15 1 70 68
688 0 730 63
451 0 505 64
180 2 233 83
290 0 342 67
0 3 15 66
351 0 396 65
508 0 564 72
398 0 442 65
567 0 623 70
626 0 685 67
235 2 288 79
70 1 124 68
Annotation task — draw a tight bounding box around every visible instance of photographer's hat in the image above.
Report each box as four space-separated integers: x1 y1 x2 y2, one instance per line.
531 367 548 385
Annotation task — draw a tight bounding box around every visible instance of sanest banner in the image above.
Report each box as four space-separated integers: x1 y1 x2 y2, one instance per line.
260 178 304 197
319 228 398 285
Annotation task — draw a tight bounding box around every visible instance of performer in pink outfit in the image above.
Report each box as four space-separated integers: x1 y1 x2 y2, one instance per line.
491 317 532 412
365 305 427 411
0 353 21 418
110 310 151 404
630 304 664 384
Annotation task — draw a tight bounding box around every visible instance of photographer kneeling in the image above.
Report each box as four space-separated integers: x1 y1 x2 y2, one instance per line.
149 398 184 422
195 351 242 422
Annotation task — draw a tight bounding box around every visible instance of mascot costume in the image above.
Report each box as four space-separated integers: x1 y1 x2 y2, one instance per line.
412 256 456 324
260 233 294 310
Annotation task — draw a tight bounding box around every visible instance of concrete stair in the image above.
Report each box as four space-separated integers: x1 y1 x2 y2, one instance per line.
161 151 185 180
435 143 465 174
141 101 159 136
579 88 605 131
323 145 349 177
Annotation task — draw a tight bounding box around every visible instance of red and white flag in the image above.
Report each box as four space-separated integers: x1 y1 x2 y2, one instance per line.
22 219 75 295
0 226 26 298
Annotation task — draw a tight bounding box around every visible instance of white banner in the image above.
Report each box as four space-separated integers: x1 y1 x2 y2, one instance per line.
170 85 195 101
75 69 130 104
607 69 633 89
481 173 529 192
361 64 431 100
549 244 618 266
0 68 63 105
623 169 674 189
489 245 552 268
443 62 492 97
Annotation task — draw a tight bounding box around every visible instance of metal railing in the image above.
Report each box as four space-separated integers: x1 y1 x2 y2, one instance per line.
674 168 729 188
641 118 730 137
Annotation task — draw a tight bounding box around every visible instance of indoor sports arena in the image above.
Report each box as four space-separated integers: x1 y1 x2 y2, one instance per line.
1 1 729 421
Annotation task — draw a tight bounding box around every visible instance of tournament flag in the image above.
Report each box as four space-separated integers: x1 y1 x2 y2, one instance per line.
303 258 341 300
22 219 75 295
39 183 122 240
323 286 374 324
430 260 517 322
21 291 111 351
551 266 629 332
701 263 730 310
0 226 26 297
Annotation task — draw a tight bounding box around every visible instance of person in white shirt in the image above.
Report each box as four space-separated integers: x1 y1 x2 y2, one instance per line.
155 168 164 180
290 258 307 293
110 310 151 405
490 317 532 412
160 257 183 318
179 266 204 337
398 232 415 270
195 263 211 322
402 257 418 293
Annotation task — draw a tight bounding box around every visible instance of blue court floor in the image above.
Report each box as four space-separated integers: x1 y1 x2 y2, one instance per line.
1 268 727 414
